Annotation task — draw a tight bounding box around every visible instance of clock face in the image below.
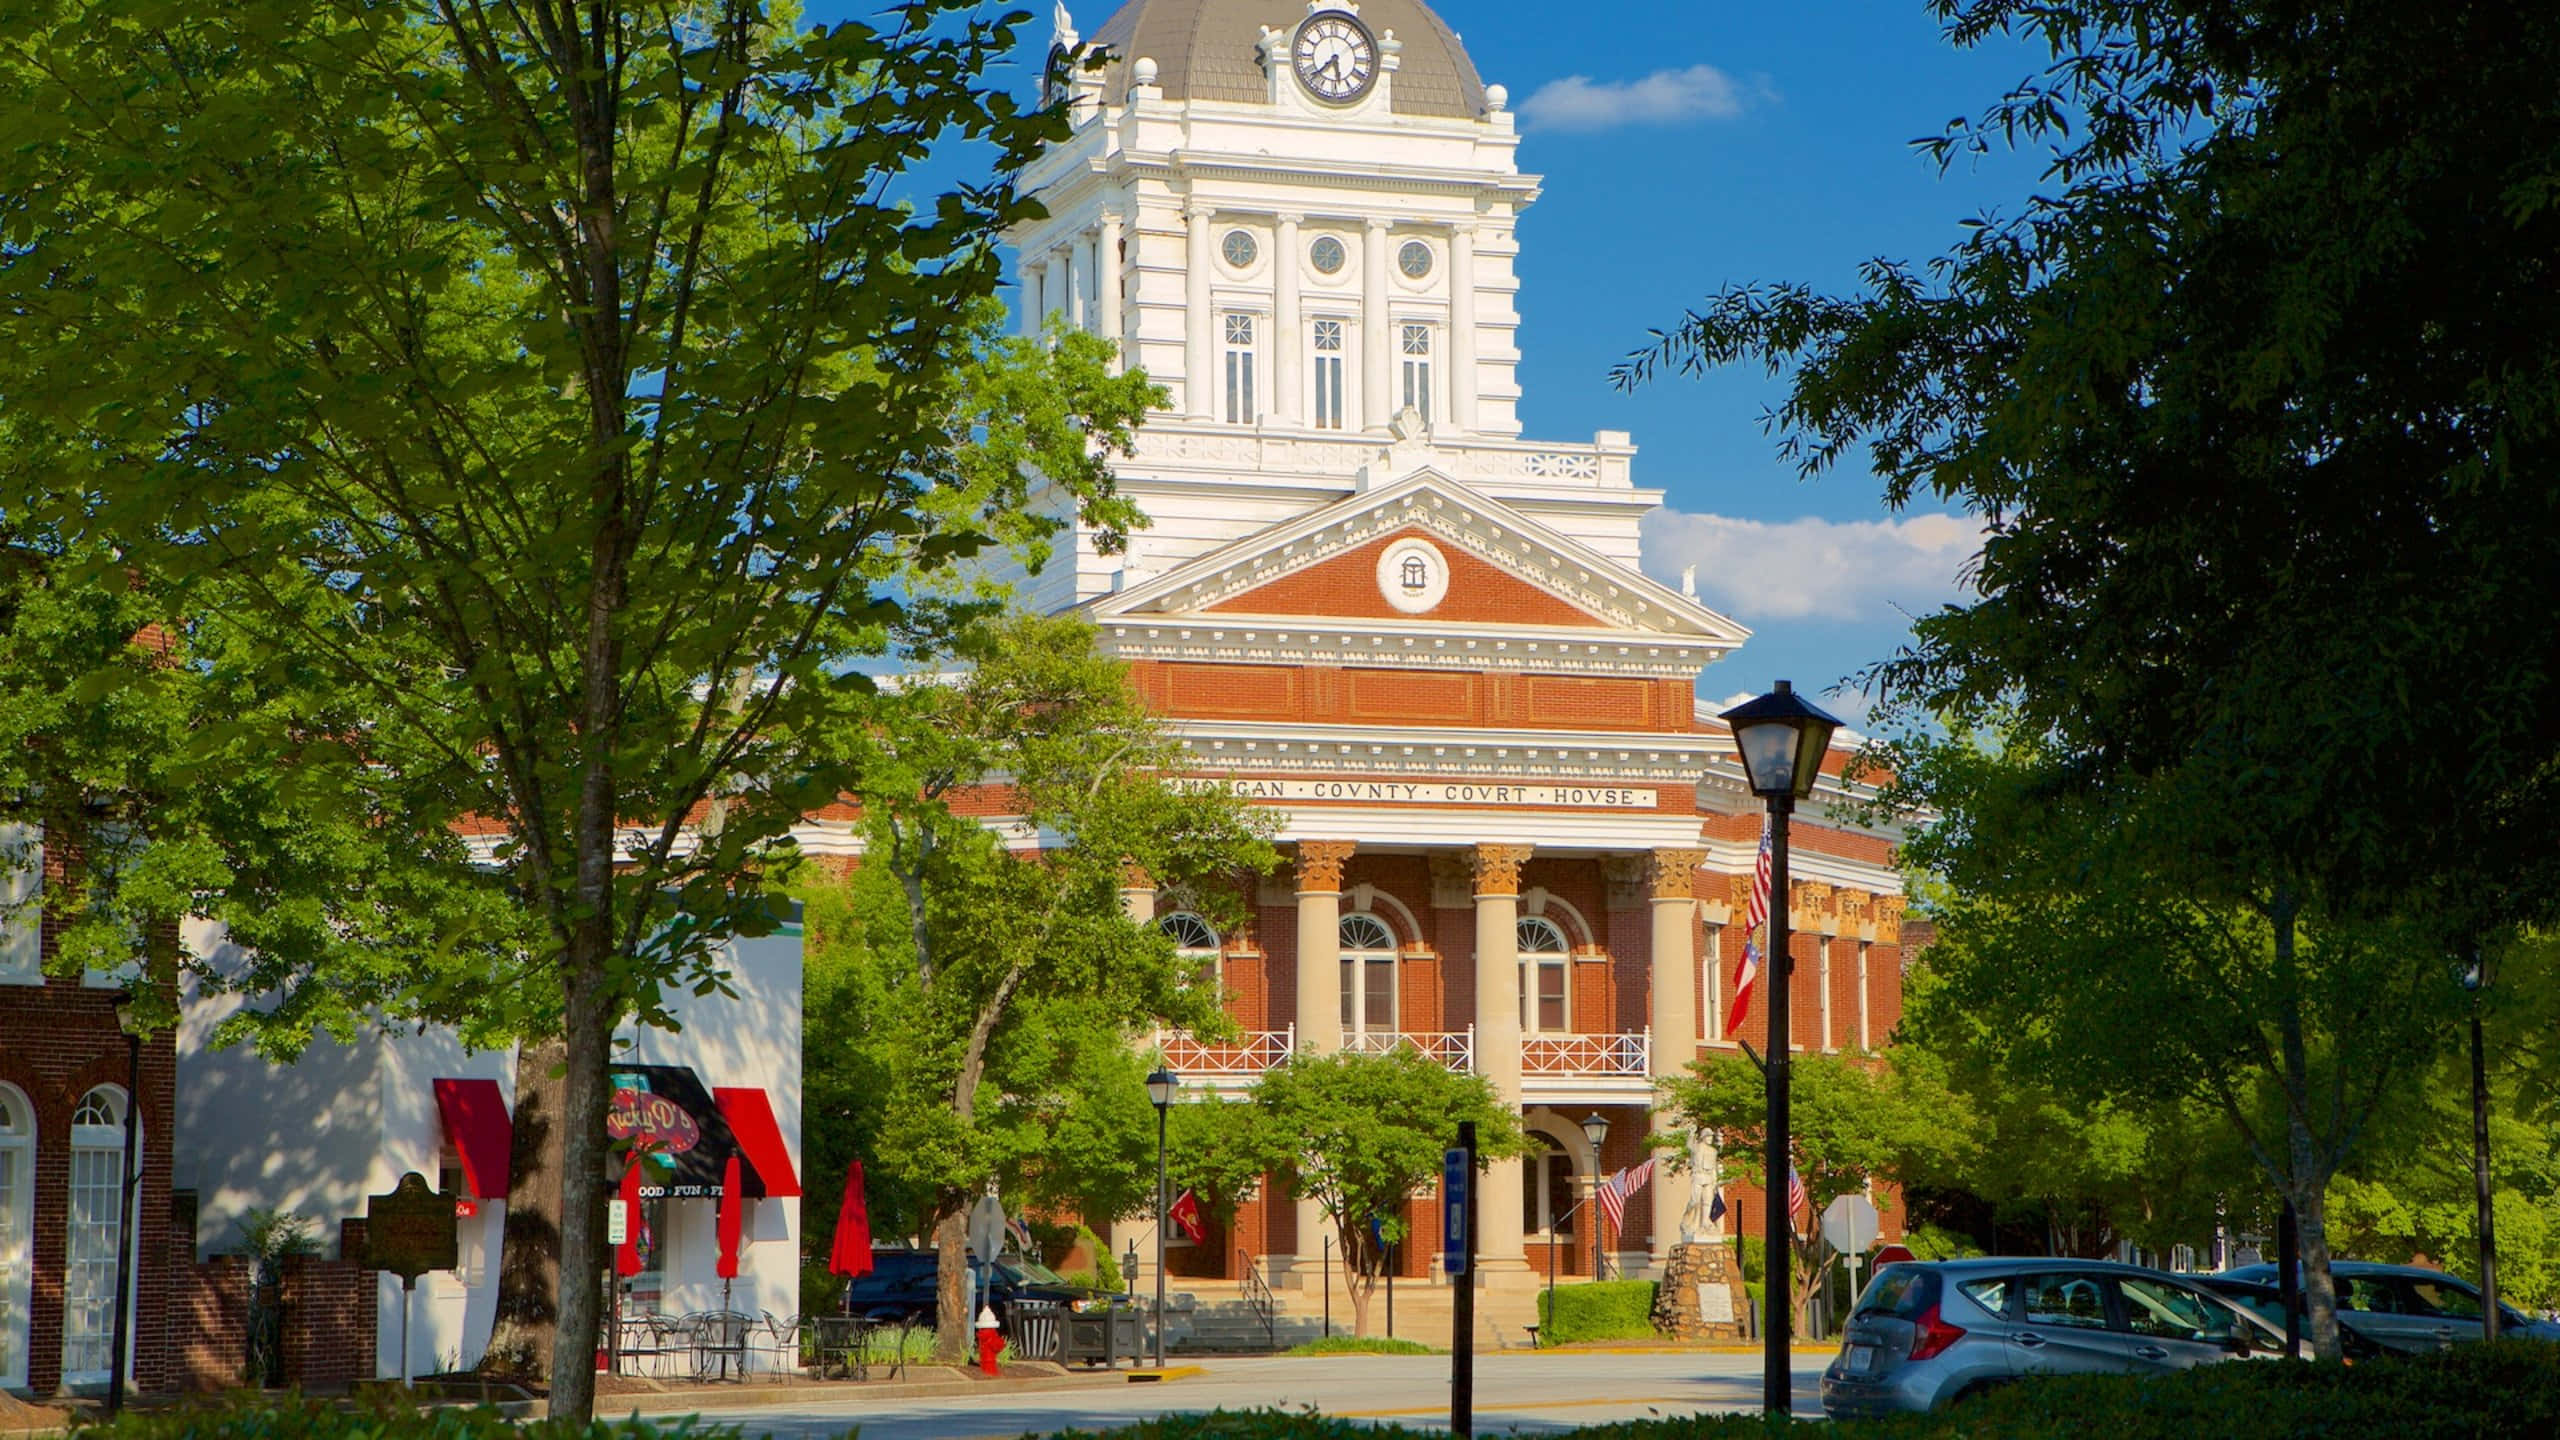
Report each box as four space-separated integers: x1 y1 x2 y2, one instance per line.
1294 12 1377 103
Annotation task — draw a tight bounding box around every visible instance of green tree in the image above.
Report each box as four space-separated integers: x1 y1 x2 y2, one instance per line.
1248 1048 1524 1339
1616 2 2560 1359
0 538 524 1042
0 0 1127 1410
815 608 1276 1359
1663 1049 1964 1333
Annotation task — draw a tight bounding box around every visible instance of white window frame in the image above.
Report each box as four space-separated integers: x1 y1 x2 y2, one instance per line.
1 822 40 984
1338 912 1399 1040
62 1085 139 1387
1311 318 1348 430
1159 911 1223 986
1399 323 1434 426
1222 312 1260 425
0 1084 33 1389
1701 922 1725 1043
1516 916 1571 1034
1818 936 1834 1052
1857 940 1872 1051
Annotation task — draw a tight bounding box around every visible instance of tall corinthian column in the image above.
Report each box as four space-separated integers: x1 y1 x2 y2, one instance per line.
1472 843 1533 1273
1290 840 1355 1284
1649 849 1707 1268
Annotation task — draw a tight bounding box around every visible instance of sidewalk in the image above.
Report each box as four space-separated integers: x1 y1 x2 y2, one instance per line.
595 1361 1166 1420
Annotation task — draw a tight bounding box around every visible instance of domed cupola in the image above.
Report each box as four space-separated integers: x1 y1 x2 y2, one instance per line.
1084 0 1490 118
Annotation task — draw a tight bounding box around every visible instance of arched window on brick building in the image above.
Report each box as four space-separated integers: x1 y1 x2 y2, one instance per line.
1158 911 1222 986
1338 912 1400 1043
62 1084 133 1386
0 1083 32 1390
1517 916 1570 1034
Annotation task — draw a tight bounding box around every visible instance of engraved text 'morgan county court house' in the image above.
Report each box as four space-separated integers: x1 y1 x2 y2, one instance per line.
988 0 1912 1320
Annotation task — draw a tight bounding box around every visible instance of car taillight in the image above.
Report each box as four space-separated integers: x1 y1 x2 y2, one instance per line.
1907 1301 1967 1361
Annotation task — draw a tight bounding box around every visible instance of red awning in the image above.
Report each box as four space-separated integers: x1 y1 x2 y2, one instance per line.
433 1078 513 1200
712 1087 801 1199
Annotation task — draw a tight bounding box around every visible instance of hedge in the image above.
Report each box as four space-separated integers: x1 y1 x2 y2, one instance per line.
58 1340 2560 1440
1535 1279 1659 1344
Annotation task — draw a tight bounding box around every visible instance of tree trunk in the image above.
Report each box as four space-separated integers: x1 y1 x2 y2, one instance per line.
544 944 617 1421
482 1035 565 1382
933 1200 971 1363
2287 1132 2344 1362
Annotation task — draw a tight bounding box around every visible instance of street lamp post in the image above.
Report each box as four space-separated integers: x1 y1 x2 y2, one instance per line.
1579 1113 1610 1281
1144 1066 1179 1368
1719 680 1843 1418
2462 949 2500 1341
107 995 143 1418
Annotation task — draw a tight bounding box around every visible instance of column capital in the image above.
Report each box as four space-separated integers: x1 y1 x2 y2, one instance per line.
1184 201 1215 222
1471 843 1534 897
1363 214 1394 234
1274 210 1305 227
1293 840 1358 894
1648 848 1709 902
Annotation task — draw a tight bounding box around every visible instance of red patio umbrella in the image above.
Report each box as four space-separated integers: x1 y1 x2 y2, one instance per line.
830 1159 875 1281
716 1154 745 1281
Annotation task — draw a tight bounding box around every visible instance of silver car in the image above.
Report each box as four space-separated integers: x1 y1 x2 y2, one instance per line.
2220 1260 2560 1353
1821 1258 2273 1417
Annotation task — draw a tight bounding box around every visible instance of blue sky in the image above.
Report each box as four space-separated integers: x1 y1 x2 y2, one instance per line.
830 1 2057 719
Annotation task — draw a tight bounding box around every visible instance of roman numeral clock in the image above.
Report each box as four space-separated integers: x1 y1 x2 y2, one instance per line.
1294 8 1378 103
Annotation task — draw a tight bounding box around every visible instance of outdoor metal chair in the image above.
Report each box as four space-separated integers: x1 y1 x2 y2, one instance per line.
692 1309 753 1381
754 1312 801 1376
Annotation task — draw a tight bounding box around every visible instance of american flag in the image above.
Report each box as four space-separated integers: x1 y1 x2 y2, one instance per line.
1786 1165 1811 1236
1723 817 1775 1038
1595 1157 1655 1236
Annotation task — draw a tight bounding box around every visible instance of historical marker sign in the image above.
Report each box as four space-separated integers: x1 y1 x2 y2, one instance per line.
365 1172 459 1282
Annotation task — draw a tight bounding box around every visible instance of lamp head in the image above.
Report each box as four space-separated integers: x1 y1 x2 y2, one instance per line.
112 992 144 1038
1145 1067 1180 1109
2461 945 2490 993
1718 680 1846 801
1579 1111 1609 1151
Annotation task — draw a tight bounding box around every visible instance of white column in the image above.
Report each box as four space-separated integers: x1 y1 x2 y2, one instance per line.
1292 841 1354 1281
1097 211 1125 369
1472 844 1532 1273
1362 216 1393 430
1648 849 1706 1267
1019 260 1047 338
1273 212 1303 425
1186 205 1215 419
1449 224 1478 434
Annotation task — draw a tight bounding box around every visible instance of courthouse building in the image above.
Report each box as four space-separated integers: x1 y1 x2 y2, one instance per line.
1000 0 1912 1309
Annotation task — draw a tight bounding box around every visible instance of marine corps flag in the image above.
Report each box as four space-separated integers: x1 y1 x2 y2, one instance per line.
1168 1187 1206 1243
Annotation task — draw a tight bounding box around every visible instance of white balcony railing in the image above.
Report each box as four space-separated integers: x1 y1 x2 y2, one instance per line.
1157 1025 1296 1077
1521 1030 1650 1077
1348 1027 1476 1072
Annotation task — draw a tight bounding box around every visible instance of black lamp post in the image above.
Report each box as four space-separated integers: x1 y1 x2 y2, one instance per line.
107 994 143 1417
1579 1112 1609 1281
1144 1065 1179 1367
2462 948 2500 1341
1719 680 1842 1417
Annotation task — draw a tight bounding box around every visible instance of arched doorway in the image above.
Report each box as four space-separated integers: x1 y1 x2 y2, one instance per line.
61 1084 137 1388
0 1083 32 1390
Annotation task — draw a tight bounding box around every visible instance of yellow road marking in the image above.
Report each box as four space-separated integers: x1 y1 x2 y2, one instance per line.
1335 1395 1700 1419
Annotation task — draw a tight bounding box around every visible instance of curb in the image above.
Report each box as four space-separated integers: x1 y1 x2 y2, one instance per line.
597 1368 1155 1418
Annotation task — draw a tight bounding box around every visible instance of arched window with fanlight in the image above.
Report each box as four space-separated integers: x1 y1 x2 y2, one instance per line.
1338 912 1400 1042
0 1083 32 1390
62 1084 136 1385
1517 916 1571 1033
1158 911 1222 987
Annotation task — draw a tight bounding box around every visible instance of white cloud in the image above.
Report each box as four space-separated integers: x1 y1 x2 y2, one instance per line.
1643 509 1984 623
1516 65 1773 134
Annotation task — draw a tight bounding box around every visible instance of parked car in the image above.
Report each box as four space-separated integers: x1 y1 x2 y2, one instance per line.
2219 1261 2560 1353
1821 1258 2275 1418
836 1247 1099 1326
2184 1274 2385 1361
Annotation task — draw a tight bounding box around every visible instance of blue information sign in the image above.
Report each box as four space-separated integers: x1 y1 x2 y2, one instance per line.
1442 1147 1469 1276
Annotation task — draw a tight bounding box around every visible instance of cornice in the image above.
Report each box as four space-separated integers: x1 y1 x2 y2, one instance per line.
1170 719 1719 784
1098 616 1721 679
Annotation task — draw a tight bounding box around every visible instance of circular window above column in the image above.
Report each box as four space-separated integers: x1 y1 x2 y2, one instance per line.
1398 239 1435 279
1376 536 1450 614
1222 229 1260 268
1310 235 1347 275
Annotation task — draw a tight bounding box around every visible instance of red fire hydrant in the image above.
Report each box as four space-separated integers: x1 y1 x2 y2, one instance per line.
975 1304 1003 1376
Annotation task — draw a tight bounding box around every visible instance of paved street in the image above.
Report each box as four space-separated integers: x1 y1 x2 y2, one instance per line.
673 1352 1833 1440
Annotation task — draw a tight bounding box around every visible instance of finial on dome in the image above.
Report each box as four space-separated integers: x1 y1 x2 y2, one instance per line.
1133 55 1159 88
1052 1 1077 47
1484 82 1508 114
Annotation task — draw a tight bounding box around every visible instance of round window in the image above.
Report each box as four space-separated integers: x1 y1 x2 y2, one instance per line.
1398 239 1434 279
1310 235 1347 275
1222 229 1259 268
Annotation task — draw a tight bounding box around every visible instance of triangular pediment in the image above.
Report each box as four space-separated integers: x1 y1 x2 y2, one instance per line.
1093 469 1750 645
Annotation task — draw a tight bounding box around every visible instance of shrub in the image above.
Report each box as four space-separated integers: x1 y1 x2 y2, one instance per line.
1535 1279 1659 1345
70 1397 732 1440
1285 1335 1435 1356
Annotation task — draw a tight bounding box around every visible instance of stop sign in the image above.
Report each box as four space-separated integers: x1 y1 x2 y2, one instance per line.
1872 1243 1916 1267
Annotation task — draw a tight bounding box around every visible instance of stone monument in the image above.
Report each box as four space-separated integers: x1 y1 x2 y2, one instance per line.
1652 1240 1751 1342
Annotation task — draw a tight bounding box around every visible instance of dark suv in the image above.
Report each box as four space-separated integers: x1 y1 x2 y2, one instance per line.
836 1248 1096 1326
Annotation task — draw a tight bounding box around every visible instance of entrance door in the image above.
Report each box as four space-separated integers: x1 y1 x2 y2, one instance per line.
61 1086 132 1387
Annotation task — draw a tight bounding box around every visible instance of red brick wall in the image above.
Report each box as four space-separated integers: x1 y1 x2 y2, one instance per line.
1129 660 1696 736
1205 528 1607 629
176 1256 250 1392
278 1252 378 1389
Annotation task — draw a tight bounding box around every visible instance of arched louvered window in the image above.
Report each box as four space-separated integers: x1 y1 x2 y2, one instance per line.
1158 911 1222 985
1339 912 1399 1041
1518 916 1570 1034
